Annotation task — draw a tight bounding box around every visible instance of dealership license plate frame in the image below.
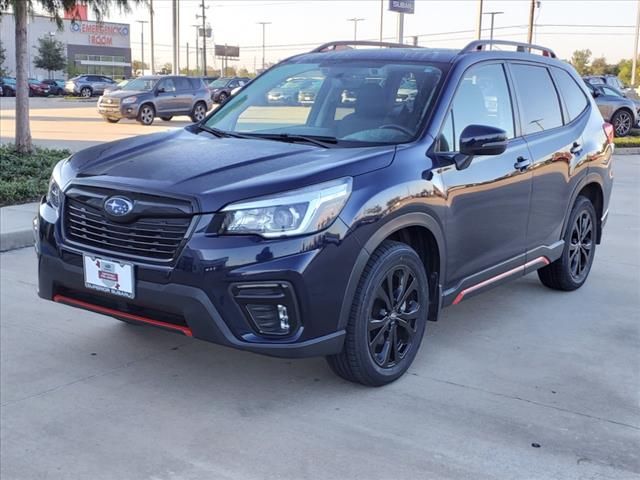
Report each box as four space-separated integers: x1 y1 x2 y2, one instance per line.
83 255 135 299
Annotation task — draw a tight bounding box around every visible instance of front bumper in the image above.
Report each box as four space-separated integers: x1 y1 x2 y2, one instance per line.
97 101 138 119
35 199 359 358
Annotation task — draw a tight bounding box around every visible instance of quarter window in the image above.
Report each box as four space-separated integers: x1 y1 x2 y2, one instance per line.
553 69 588 122
439 63 514 152
511 64 563 134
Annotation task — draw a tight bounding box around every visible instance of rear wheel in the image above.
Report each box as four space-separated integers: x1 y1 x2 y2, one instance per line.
105 117 120 123
80 87 92 98
217 92 228 103
137 104 155 125
538 196 597 291
611 109 633 137
190 101 207 122
326 240 429 386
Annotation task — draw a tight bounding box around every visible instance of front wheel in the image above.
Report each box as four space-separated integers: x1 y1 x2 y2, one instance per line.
217 92 228 103
137 104 155 125
160 116 173 121
538 196 597 291
105 117 120 123
326 240 429 386
80 87 92 98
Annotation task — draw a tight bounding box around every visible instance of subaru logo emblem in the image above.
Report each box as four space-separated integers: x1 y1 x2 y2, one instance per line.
104 196 133 216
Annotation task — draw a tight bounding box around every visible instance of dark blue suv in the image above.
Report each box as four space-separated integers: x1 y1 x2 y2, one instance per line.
36 40 615 386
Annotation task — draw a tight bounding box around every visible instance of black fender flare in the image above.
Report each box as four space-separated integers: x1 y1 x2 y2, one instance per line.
560 171 605 241
337 212 446 330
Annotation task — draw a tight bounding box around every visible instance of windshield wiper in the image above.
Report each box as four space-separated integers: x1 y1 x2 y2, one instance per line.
241 133 338 149
195 124 252 139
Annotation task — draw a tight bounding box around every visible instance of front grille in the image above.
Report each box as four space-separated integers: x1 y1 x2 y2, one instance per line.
64 198 192 261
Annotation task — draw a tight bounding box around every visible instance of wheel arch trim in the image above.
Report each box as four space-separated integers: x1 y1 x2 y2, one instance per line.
337 212 446 330
561 173 605 243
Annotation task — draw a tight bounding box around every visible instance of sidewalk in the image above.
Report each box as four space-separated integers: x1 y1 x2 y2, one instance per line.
0 202 38 252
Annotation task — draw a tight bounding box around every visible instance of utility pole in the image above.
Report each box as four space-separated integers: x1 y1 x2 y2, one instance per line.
192 25 200 75
257 21 271 71
136 20 148 72
186 42 189 73
527 0 536 44
397 12 404 43
172 0 178 74
476 0 483 39
483 11 503 48
149 0 155 73
347 18 365 41
196 0 209 75
379 0 383 42
633 0 640 86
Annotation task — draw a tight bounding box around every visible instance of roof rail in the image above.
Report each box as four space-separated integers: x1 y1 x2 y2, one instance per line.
311 40 420 53
461 40 557 58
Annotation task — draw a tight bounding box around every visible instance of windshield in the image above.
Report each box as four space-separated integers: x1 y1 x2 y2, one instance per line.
204 60 444 146
209 78 230 88
123 78 157 91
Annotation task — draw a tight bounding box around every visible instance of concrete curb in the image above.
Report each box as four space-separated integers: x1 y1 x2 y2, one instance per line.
0 228 34 252
614 147 640 155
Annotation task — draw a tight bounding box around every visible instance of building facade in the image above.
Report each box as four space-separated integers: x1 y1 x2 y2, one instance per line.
0 13 131 80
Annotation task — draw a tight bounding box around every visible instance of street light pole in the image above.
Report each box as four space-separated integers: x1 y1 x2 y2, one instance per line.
483 11 503 48
149 0 155 74
633 0 640 86
476 0 483 39
136 20 148 73
193 25 200 75
347 17 365 41
257 21 271 71
196 0 209 75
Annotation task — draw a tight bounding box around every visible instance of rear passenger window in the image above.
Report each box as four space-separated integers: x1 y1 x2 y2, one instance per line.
510 64 563 134
174 77 191 91
553 69 588 122
438 63 514 152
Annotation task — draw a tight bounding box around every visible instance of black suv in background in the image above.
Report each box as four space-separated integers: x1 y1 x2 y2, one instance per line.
208 76 251 103
97 76 213 125
36 40 614 386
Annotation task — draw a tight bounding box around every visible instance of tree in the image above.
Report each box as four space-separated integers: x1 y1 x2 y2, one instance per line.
0 40 7 77
570 49 592 76
618 58 640 87
33 35 67 78
160 62 172 75
132 59 148 72
0 0 140 154
590 57 609 76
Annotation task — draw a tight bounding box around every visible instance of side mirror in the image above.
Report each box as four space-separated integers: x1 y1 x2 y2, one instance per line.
591 90 600 98
156 87 165 95
455 125 508 170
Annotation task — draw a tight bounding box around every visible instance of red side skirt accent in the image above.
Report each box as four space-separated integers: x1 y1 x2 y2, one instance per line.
452 256 550 305
53 294 193 337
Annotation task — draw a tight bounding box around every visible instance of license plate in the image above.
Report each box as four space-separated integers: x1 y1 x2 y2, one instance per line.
83 255 135 299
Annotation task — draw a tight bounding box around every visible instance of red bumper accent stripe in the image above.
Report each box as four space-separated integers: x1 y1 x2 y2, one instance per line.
53 294 193 337
452 256 550 305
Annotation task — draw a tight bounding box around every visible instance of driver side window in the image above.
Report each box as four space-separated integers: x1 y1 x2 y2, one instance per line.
159 79 176 93
438 63 514 152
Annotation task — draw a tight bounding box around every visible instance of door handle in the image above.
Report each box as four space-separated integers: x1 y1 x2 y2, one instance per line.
514 156 531 172
570 142 582 155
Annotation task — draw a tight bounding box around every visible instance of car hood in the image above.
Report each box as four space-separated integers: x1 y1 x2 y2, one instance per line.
63 128 395 212
102 89 149 98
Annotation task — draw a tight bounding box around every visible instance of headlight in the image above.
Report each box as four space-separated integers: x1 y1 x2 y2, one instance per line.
220 178 352 238
46 177 62 209
121 96 137 104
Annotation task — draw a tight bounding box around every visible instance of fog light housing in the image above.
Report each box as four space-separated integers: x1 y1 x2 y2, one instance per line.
231 282 300 337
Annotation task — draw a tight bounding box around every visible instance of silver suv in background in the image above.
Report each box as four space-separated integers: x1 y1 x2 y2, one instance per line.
65 75 118 97
586 82 638 137
97 76 213 125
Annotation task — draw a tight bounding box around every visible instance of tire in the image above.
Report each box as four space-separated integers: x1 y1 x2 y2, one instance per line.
80 87 92 98
105 117 120 123
137 104 155 125
160 116 173 121
611 109 633 137
326 240 429 386
190 101 207 123
538 196 597 291
217 92 228 103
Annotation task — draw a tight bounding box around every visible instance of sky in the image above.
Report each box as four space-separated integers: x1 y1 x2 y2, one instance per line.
87 0 639 71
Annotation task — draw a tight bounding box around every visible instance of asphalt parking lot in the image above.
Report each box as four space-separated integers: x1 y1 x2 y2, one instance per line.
0 153 638 480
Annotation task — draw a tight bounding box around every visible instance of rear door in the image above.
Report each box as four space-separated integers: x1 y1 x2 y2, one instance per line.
437 62 533 288
509 63 590 255
173 77 194 113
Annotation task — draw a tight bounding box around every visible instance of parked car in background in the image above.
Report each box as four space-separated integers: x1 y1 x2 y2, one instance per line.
583 74 628 93
586 82 638 137
297 79 324 104
208 77 250 103
66 75 117 97
28 79 50 97
104 78 134 93
0 78 15 96
39 39 614 387
41 79 65 96
0 84 3 97
267 77 320 105
97 75 212 125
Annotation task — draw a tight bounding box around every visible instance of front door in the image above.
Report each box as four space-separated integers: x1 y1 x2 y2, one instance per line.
155 78 178 114
435 62 532 290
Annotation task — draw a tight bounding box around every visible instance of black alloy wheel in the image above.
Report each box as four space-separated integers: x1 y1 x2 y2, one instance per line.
612 109 632 137
568 210 594 282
